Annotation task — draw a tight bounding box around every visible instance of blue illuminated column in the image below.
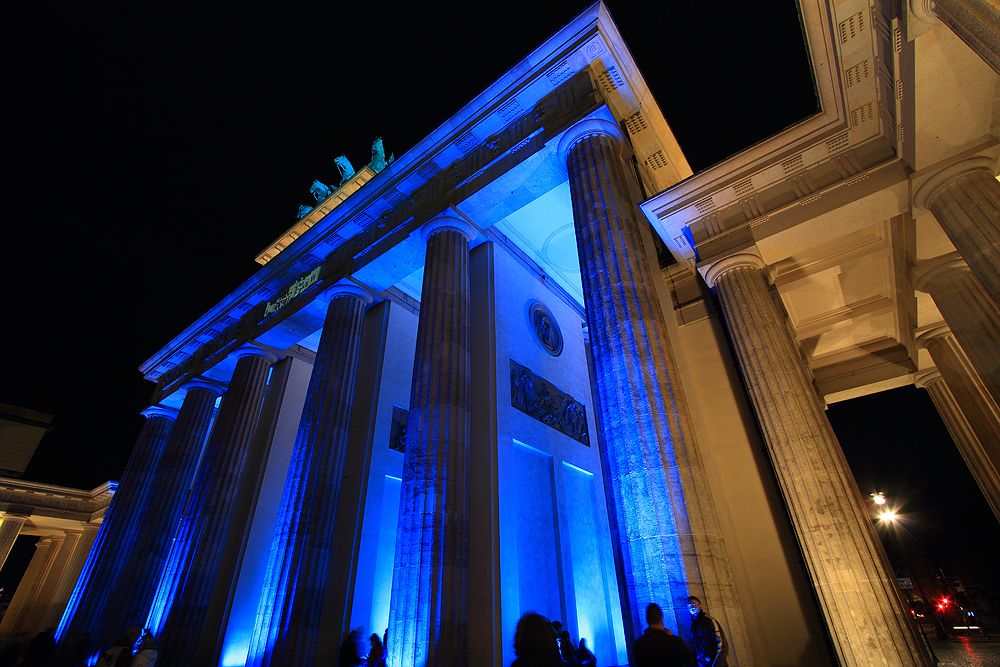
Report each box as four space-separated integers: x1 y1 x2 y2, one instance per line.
704 252 931 666
157 345 276 665
55 405 177 647
558 118 749 654
387 216 475 667
247 283 372 666
78 381 221 655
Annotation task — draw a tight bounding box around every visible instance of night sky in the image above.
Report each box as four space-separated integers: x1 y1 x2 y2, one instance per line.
4 2 996 591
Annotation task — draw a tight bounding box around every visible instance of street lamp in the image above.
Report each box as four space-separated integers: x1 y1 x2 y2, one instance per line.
869 491 898 523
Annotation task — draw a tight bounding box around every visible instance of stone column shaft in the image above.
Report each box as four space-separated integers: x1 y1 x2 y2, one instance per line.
0 514 28 571
23 532 75 635
919 330 1000 519
707 256 930 667
249 288 370 666
91 383 221 654
932 0 1000 75
917 163 1000 305
918 259 1000 405
56 407 176 647
48 526 98 630
916 370 1000 521
387 222 472 667
559 119 750 662
158 347 275 665
1 537 59 634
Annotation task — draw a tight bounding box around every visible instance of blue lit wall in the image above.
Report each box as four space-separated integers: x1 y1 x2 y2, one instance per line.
488 242 628 666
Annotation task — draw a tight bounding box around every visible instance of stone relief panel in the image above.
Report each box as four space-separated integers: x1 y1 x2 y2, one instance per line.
510 359 589 446
389 406 408 453
528 301 563 357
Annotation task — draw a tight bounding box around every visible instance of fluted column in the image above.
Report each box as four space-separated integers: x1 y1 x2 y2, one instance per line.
915 369 1000 521
248 283 372 666
911 0 1000 74
1 536 61 635
704 253 931 667
914 158 1000 304
916 256 1000 404
23 532 75 635
387 216 474 667
47 525 98 632
158 345 276 665
558 118 751 661
55 405 177 646
0 514 28 570
917 328 1000 518
88 380 222 654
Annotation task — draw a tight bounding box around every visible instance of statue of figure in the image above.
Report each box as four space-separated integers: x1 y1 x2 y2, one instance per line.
334 155 355 185
368 136 394 173
562 399 587 443
297 204 314 219
310 179 333 202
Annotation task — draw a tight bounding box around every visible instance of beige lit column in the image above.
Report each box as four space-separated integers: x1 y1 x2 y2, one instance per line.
22 531 76 635
0 514 28 570
558 117 751 662
915 369 1000 521
917 328 1000 516
914 158 1000 304
46 525 98 632
387 216 475 667
911 0 1000 74
704 252 931 667
916 256 1000 404
0 536 63 635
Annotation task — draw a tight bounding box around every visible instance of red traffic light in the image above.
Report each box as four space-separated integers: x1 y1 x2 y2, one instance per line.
936 596 951 611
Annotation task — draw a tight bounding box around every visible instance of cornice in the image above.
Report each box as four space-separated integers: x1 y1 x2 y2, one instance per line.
639 0 902 267
141 1 691 397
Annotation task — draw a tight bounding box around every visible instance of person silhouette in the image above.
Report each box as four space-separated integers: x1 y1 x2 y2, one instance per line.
512 612 563 666
575 637 596 665
687 596 727 666
367 632 385 667
632 603 696 667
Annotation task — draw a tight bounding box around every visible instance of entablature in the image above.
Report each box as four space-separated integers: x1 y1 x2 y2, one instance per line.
141 2 692 404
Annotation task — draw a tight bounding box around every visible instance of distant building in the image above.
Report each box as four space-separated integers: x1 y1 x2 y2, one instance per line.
0 404 113 642
51 2 998 666
0 404 53 478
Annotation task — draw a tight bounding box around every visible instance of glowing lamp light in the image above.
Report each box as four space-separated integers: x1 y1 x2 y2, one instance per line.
878 509 897 523
870 491 887 506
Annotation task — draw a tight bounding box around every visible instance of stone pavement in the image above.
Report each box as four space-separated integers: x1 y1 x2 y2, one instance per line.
929 637 1000 666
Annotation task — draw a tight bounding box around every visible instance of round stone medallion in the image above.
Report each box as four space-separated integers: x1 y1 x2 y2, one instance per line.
528 301 563 357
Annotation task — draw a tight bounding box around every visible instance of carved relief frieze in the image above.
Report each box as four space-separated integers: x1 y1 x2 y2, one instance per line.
389 406 408 453
510 359 589 446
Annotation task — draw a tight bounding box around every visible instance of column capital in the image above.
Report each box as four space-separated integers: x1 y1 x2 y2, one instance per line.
184 377 226 396
700 251 768 288
233 343 278 364
557 117 625 162
319 279 375 305
913 368 944 388
420 214 478 242
140 405 178 421
913 155 998 210
909 0 939 23
913 253 968 292
915 323 953 349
